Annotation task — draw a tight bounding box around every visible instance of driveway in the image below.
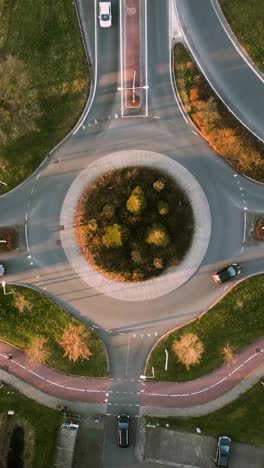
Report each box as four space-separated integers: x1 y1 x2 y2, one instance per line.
143 428 264 468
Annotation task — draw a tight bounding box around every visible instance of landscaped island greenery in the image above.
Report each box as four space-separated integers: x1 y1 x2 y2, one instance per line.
146 381 264 446
0 0 89 192
0 384 62 468
219 0 264 74
0 286 107 377
75 167 194 281
174 43 264 182
147 274 264 382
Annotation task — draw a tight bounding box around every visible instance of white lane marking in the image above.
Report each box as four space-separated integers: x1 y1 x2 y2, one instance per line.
210 0 264 84
65 387 85 392
119 0 124 117
27 369 46 380
25 215 29 252
125 334 131 377
144 0 148 117
73 0 98 134
169 0 189 124
46 381 64 388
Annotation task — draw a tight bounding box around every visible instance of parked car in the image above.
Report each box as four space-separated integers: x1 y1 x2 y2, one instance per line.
215 436 231 467
0 264 5 276
117 413 130 447
212 263 241 284
99 2 112 28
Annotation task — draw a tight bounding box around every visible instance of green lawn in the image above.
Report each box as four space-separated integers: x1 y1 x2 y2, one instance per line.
147 275 264 382
174 43 264 182
0 0 89 192
0 384 62 468
220 0 264 74
0 286 107 377
146 381 264 446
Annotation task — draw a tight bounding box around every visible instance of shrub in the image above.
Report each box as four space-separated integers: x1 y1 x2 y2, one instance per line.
255 217 264 241
101 204 115 218
131 250 143 264
221 343 236 365
146 224 170 246
14 293 32 313
153 258 164 269
153 180 165 192
126 186 146 214
172 333 204 370
26 337 50 364
58 324 92 362
158 201 169 215
102 224 129 248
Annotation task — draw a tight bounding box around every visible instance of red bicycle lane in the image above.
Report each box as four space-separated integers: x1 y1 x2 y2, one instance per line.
0 343 109 403
141 338 264 408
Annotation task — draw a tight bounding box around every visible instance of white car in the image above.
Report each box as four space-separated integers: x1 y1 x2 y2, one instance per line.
0 264 5 276
99 2 112 28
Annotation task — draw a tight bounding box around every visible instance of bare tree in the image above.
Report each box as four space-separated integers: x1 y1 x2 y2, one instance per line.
58 324 92 362
26 336 49 364
172 333 204 370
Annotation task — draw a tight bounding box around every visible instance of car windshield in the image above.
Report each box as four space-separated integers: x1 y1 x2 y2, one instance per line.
101 14 109 20
227 266 235 275
119 422 128 429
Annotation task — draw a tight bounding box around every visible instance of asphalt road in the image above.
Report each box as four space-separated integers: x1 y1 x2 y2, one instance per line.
0 0 264 466
175 0 264 141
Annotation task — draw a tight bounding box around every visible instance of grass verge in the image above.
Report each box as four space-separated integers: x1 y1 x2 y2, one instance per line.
219 0 264 74
0 286 107 377
146 274 264 382
0 384 62 468
174 43 264 182
146 380 264 446
0 0 89 192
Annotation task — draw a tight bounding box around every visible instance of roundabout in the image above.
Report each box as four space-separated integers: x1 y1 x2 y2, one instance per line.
60 150 211 301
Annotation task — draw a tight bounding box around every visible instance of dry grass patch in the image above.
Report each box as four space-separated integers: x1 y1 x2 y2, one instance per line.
221 343 236 365
174 43 264 182
172 333 204 370
26 337 50 364
14 293 32 313
58 324 92 362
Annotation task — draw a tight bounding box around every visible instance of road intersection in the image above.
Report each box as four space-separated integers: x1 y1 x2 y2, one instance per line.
0 0 264 466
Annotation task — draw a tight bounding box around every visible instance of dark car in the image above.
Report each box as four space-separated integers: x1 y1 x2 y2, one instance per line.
212 263 241 284
117 413 130 448
215 436 231 467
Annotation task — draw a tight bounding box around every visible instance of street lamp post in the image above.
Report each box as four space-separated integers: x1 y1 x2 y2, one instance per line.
164 348 169 371
1 281 14 295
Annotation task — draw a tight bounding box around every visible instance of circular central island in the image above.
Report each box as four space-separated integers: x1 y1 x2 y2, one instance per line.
60 150 211 301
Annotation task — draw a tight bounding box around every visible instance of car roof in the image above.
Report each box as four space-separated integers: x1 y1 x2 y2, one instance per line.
217 265 235 280
100 2 111 13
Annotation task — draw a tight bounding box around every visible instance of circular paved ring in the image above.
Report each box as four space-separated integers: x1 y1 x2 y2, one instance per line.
60 150 211 301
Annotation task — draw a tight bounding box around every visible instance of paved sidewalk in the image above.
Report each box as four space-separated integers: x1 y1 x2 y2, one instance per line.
0 339 263 416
